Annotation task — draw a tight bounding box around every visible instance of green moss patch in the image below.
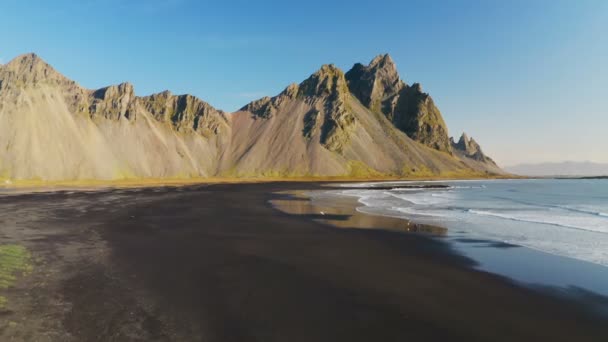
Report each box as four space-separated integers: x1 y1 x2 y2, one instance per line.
0 244 32 308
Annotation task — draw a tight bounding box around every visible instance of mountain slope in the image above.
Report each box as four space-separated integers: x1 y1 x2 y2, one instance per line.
0 53 503 182
226 64 500 177
0 53 229 181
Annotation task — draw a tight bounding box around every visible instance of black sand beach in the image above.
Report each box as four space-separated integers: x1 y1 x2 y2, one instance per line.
1 182 607 341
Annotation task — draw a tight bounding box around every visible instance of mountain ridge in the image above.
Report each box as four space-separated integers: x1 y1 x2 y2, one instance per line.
0 53 503 181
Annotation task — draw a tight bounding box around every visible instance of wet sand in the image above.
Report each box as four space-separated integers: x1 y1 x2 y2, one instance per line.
0 182 607 341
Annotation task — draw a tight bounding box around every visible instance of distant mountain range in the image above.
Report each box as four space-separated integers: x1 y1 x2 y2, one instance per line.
0 53 502 181
505 162 608 177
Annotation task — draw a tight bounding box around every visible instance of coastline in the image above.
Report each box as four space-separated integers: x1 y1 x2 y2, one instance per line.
1 182 606 341
273 186 608 296
0 174 522 191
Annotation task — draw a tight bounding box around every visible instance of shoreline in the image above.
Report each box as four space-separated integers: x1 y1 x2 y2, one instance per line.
1 182 607 340
274 186 608 297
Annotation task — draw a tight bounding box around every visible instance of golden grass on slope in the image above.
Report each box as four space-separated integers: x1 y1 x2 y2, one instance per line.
0 173 521 191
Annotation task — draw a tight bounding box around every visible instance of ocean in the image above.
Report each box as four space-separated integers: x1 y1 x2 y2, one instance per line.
316 179 608 295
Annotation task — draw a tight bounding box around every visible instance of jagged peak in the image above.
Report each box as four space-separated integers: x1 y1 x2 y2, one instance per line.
142 89 222 111
410 82 423 93
281 83 300 98
345 54 403 112
240 64 348 116
6 53 46 68
171 93 223 113
148 90 173 98
239 82 300 118
1 52 68 85
458 132 470 146
144 90 218 109
317 63 342 74
453 133 474 152
117 82 134 90
307 64 346 84
240 96 271 116
453 132 485 157
369 53 396 69
138 88 228 134
299 64 348 98
346 54 401 85
451 133 496 165
92 82 135 100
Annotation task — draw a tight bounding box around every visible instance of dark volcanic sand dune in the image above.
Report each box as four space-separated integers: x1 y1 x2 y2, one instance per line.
1 183 607 341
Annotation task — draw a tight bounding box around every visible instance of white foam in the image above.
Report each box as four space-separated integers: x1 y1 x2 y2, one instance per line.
335 179 498 188
389 192 451 206
556 205 608 218
394 206 451 218
322 180 608 268
466 209 608 234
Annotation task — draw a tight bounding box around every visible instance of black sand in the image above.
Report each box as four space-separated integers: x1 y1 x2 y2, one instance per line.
1 182 607 341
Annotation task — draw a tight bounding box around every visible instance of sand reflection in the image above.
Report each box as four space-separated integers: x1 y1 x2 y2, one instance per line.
271 191 447 236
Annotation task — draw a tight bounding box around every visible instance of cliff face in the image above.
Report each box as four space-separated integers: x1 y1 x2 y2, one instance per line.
89 83 138 121
140 91 228 137
345 55 452 153
344 55 402 114
298 64 355 153
0 53 502 181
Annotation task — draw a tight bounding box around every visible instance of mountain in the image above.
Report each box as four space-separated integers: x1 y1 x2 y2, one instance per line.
345 54 452 153
505 162 608 177
0 53 230 180
0 53 502 182
451 133 497 165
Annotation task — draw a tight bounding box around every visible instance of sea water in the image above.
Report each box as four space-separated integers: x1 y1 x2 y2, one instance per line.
317 179 608 296
331 179 608 268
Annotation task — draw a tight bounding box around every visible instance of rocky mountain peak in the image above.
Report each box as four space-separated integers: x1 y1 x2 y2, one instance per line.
241 63 355 153
281 83 300 98
451 132 495 164
241 83 300 119
369 53 397 72
345 55 451 153
1 53 68 87
6 53 46 70
392 85 451 153
298 65 355 152
345 54 403 112
410 82 423 93
298 64 349 98
89 82 136 121
140 91 228 136
456 133 470 148
92 82 135 101
454 133 483 155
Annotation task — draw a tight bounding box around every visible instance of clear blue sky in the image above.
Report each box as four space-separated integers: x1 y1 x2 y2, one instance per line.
1 0 606 166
